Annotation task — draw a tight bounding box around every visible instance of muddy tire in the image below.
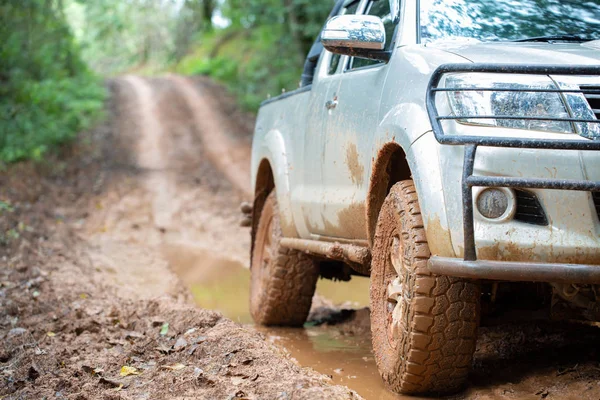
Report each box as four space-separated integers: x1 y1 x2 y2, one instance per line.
370 180 480 395
250 192 319 326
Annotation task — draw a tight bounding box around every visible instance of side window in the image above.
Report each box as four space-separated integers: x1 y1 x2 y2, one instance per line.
348 0 396 71
328 0 361 75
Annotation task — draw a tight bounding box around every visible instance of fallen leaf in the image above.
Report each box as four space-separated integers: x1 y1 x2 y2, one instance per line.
82 366 104 376
193 336 207 344
80 293 88 299
173 337 187 351
188 344 199 355
119 366 140 377
32 291 40 298
184 328 197 336
114 384 124 392
47 332 56 337
162 363 186 371
159 323 169 336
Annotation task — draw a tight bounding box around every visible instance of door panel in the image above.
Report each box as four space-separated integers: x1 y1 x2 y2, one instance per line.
292 0 363 239
313 66 388 241
312 0 397 241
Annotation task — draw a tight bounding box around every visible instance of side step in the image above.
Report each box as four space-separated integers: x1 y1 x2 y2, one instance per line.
280 238 371 272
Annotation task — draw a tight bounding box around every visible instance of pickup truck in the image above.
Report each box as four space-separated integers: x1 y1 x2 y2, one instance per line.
248 0 600 395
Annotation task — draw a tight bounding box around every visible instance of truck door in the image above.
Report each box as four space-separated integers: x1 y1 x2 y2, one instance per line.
294 0 362 239
312 0 399 242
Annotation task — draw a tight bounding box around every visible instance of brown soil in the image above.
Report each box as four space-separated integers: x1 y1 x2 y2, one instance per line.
3 74 600 400
0 76 360 400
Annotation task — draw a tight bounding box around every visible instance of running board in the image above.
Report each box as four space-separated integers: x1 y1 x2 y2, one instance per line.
280 238 371 268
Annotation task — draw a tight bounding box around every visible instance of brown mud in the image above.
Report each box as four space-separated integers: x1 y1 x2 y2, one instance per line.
0 76 358 400
2 75 600 400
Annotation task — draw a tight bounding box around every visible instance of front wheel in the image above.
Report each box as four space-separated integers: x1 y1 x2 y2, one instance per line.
249 191 319 326
370 180 480 395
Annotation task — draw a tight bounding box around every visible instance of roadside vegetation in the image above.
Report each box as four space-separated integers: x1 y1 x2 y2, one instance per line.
175 1 333 110
0 1 105 164
1 0 332 164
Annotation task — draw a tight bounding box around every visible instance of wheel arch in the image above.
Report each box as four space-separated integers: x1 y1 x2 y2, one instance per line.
251 158 275 260
366 142 412 246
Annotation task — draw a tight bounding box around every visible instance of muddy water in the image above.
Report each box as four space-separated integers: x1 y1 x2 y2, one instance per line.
164 244 412 399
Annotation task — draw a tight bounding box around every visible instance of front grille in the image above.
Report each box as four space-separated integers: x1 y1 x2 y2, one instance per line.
580 85 600 119
514 189 548 226
593 192 600 220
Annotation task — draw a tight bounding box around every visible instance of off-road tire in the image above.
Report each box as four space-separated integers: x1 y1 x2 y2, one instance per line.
370 180 480 395
250 192 319 326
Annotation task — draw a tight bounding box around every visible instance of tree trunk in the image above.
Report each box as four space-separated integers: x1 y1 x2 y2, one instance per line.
203 0 214 31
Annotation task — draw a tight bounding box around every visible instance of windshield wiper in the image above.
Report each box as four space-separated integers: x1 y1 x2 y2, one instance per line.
511 34 592 43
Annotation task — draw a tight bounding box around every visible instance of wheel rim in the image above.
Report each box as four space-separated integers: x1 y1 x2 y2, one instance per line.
252 212 274 302
385 232 405 349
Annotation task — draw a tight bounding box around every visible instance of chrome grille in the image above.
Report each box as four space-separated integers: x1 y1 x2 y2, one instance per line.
580 85 600 120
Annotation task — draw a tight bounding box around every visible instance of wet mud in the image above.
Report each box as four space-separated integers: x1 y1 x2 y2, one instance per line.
3 73 600 400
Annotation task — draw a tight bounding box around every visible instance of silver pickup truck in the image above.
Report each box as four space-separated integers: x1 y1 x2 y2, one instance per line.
247 0 600 395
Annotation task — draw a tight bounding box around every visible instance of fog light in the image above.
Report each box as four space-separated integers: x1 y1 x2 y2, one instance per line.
476 188 509 219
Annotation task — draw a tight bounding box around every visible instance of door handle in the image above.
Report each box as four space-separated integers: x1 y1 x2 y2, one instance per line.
325 99 338 110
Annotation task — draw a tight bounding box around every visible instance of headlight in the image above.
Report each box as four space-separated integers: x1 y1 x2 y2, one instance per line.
446 73 573 134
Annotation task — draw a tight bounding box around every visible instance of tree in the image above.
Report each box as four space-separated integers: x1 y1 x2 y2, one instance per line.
0 0 105 163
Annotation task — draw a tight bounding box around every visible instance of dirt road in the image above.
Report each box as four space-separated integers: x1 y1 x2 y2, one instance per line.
0 76 359 400
2 75 600 400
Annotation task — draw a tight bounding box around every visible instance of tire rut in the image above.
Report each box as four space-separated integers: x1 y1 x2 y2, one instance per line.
168 75 252 196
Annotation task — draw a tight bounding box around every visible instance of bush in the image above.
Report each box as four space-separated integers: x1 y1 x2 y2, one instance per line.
0 0 106 164
0 76 106 163
176 0 334 112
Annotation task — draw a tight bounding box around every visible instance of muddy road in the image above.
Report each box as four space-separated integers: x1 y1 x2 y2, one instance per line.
2 75 600 400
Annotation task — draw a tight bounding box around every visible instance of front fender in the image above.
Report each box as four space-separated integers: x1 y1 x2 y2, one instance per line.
376 109 456 258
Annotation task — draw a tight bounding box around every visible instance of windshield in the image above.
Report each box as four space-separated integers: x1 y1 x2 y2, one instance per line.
420 0 600 43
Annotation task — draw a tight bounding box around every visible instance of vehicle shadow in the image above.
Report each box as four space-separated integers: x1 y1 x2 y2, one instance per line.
469 320 600 391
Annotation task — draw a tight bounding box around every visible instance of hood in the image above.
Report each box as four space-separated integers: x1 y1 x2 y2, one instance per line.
428 41 600 66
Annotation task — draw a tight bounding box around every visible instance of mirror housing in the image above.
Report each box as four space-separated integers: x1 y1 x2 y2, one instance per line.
321 15 390 62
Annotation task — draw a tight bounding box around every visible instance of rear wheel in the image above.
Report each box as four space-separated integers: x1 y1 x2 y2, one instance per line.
370 180 480 395
250 192 319 326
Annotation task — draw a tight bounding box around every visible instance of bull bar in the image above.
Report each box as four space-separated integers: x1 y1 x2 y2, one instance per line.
425 64 600 283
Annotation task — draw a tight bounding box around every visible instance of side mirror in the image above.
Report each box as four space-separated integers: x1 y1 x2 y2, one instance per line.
321 15 390 62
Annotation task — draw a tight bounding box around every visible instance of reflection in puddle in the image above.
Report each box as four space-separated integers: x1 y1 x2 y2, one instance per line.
164 244 411 399
257 325 412 400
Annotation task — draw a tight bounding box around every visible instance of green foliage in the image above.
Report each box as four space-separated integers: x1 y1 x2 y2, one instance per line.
0 200 14 214
178 0 334 111
0 0 106 164
72 0 215 75
0 0 336 165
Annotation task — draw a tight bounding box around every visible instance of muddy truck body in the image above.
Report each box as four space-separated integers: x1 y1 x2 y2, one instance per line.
248 0 600 395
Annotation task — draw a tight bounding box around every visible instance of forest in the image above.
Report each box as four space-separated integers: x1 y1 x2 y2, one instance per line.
0 0 334 163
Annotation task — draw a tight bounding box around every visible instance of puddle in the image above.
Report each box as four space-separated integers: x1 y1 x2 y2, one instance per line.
164 244 411 399
258 326 414 400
